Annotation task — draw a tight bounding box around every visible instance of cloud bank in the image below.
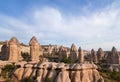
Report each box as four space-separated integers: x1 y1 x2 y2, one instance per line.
0 1 120 50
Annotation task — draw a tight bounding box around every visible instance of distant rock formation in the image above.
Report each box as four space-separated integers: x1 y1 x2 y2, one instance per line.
10 62 104 82
29 36 43 61
90 49 98 63
106 47 120 64
78 47 84 63
58 46 69 61
70 44 78 63
97 48 104 61
8 37 22 62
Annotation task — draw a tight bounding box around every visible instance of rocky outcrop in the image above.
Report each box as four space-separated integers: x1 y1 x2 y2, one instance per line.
90 49 98 63
0 41 9 60
70 44 78 63
8 37 22 62
78 47 84 63
58 46 69 61
10 62 104 82
97 48 104 61
29 36 43 61
106 47 120 64
108 64 120 72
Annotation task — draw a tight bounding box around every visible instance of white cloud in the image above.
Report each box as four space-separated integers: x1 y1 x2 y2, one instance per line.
0 1 120 50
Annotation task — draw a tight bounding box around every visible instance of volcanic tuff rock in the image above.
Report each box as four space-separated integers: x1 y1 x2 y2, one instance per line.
29 36 43 61
58 46 69 61
106 47 120 64
90 49 98 63
9 62 104 82
8 37 22 62
97 48 104 61
78 47 84 63
70 43 78 63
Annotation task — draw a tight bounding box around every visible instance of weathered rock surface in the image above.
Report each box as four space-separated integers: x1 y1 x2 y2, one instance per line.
78 47 84 63
70 44 78 63
106 47 120 64
0 41 9 60
108 64 120 72
29 36 43 61
97 48 104 61
10 62 104 82
58 46 69 61
90 49 98 63
8 37 22 62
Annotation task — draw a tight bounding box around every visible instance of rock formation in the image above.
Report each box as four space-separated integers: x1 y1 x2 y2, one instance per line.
90 49 98 63
70 44 78 63
8 37 21 62
78 47 84 63
59 46 69 61
29 36 43 61
97 48 104 61
9 62 104 82
0 41 9 60
106 47 120 64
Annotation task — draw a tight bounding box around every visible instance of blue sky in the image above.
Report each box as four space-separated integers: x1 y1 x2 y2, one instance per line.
0 0 120 50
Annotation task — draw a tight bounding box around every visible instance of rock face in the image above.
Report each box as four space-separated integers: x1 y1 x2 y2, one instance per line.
58 46 69 61
0 41 9 60
8 37 21 62
11 62 104 82
97 48 104 61
106 47 120 64
70 44 78 63
78 47 84 63
29 36 43 61
90 49 98 63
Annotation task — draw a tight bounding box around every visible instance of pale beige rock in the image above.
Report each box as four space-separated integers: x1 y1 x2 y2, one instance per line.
90 49 98 63
29 36 43 61
70 43 78 63
78 47 84 63
106 47 120 64
8 37 22 62
13 68 24 81
59 46 69 61
36 68 43 82
56 68 71 82
97 48 104 61
11 62 104 82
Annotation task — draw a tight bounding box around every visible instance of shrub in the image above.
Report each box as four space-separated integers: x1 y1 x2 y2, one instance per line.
110 72 120 81
61 57 71 64
1 64 15 78
45 78 51 82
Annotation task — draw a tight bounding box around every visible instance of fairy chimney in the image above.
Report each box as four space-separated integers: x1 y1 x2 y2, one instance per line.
107 47 120 64
8 37 21 62
90 49 98 63
70 43 78 63
97 48 104 61
78 47 84 63
29 36 42 61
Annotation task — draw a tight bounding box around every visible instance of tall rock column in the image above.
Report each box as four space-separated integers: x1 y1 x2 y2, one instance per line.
70 43 78 63
90 49 98 63
8 37 21 62
59 46 69 61
78 47 84 63
97 48 104 61
29 36 43 61
106 47 120 64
